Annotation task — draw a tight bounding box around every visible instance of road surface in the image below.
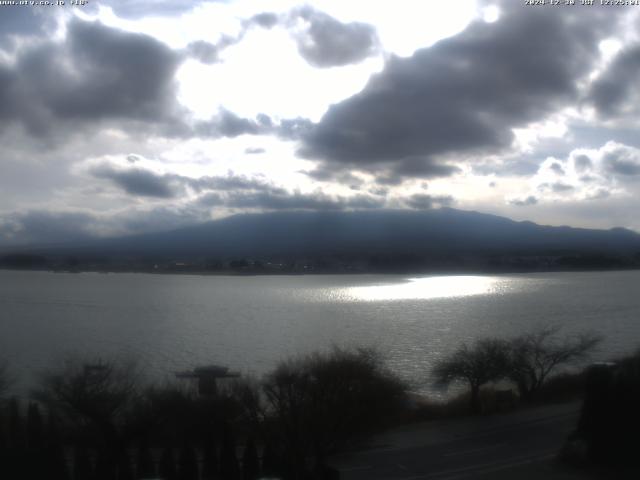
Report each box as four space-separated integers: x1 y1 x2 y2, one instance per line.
332 402 589 480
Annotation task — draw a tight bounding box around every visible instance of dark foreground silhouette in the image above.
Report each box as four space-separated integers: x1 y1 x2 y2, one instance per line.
1 342 639 479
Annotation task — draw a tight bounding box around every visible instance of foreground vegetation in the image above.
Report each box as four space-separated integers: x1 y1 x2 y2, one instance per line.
0 348 407 480
0 326 632 479
433 326 601 413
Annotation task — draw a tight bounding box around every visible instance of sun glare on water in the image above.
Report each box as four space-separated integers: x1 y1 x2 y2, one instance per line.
345 276 504 302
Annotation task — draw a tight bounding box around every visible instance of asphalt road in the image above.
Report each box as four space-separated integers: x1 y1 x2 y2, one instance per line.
332 402 583 480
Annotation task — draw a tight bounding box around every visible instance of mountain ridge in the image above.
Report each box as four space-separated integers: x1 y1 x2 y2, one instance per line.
4 208 639 259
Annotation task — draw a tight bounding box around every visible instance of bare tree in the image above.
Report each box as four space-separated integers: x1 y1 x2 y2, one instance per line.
506 326 602 401
262 347 407 476
433 338 510 413
32 356 143 462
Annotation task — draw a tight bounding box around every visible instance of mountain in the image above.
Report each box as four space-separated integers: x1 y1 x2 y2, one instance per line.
11 208 640 254
2 209 640 272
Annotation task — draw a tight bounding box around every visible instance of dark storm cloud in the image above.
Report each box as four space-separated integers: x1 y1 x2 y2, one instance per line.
0 19 182 137
508 196 538 207
589 46 640 117
404 194 454 210
299 5 620 179
291 6 379 68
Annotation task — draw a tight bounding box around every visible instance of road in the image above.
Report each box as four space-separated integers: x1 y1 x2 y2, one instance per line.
332 402 587 480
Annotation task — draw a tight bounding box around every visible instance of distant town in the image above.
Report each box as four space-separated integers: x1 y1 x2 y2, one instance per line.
2 251 639 275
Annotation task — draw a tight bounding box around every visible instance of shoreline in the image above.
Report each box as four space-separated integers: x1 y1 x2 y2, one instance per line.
2 265 640 277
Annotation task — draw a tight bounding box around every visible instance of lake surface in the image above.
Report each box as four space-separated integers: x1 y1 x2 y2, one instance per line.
1 269 639 396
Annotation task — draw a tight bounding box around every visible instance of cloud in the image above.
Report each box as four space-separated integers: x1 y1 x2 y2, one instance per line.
0 19 182 138
508 195 538 207
0 204 211 246
90 164 180 198
589 45 640 118
244 147 266 155
298 5 620 180
87 161 288 199
573 154 592 172
404 194 454 210
513 142 640 206
186 40 221 64
195 173 286 194
0 210 95 245
0 20 317 149
192 110 309 140
0 8 51 45
183 7 378 70
249 12 279 29
302 167 364 187
537 182 574 194
603 147 640 176
226 191 384 211
85 159 387 213
87 0 218 19
290 6 379 68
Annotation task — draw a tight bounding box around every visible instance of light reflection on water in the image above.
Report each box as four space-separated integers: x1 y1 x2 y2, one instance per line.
341 276 506 302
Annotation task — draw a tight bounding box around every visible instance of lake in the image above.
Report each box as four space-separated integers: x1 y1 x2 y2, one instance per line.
1 269 639 396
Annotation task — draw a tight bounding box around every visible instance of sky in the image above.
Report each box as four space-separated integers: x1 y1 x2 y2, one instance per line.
2 0 640 246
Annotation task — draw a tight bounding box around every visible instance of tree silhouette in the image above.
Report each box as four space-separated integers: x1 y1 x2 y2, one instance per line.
262 347 407 474
434 338 510 413
506 326 601 401
33 357 142 464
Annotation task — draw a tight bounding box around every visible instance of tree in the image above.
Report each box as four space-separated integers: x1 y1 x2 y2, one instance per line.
33 357 143 467
506 326 601 401
433 338 510 413
262 347 407 476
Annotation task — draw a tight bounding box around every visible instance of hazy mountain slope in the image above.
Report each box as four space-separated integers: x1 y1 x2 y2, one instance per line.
31 208 640 259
